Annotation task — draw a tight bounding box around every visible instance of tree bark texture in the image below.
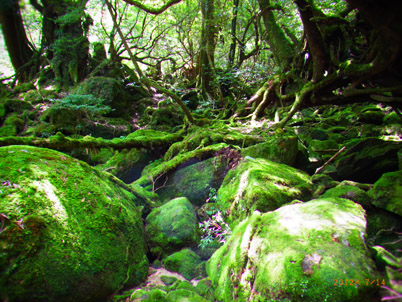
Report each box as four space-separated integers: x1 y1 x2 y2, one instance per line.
0 0 36 82
198 0 218 96
40 0 90 88
258 0 293 69
294 0 329 82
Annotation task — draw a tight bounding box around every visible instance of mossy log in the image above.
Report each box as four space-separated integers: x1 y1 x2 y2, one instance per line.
133 143 229 188
0 130 184 152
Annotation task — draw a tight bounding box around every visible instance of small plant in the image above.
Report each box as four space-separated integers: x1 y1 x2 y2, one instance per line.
199 210 232 249
206 187 220 204
53 94 112 119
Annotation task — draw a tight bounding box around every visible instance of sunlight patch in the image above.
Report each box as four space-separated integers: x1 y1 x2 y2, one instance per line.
33 179 67 221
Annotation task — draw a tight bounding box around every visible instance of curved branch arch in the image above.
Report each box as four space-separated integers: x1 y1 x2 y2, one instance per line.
120 0 182 15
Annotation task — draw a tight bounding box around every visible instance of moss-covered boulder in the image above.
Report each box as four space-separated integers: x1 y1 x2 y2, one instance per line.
164 249 203 280
101 148 152 183
207 198 380 302
335 138 401 183
130 288 168 301
195 278 215 301
0 145 148 302
157 157 228 206
217 157 313 225
165 289 209 302
308 139 338 152
321 181 371 209
23 89 43 104
145 197 199 256
359 106 385 125
368 170 402 216
365 208 402 258
0 124 17 137
40 94 112 136
4 114 25 133
241 133 299 166
2 98 33 114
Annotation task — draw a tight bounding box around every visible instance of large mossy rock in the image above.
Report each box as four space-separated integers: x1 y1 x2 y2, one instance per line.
335 138 401 183
0 146 148 302
368 170 402 216
241 133 299 166
145 197 199 256
157 157 227 206
217 157 313 225
207 198 380 302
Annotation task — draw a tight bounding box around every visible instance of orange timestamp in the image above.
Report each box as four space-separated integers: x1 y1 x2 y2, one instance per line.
333 279 385 286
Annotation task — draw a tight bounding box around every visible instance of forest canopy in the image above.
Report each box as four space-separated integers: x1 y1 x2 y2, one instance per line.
1 1 402 302
0 0 402 126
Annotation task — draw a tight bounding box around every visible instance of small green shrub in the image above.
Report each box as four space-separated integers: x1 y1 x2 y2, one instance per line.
43 94 112 128
55 94 111 118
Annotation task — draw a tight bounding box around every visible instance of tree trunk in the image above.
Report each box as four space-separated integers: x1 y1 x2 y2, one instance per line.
257 0 293 69
40 0 90 89
294 0 329 82
227 0 239 70
198 0 218 97
0 0 36 82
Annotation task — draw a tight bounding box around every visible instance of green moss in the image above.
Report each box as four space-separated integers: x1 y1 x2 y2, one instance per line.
164 124 264 161
0 145 148 302
169 279 194 291
23 90 43 104
160 275 178 286
135 143 229 188
13 82 36 94
369 171 402 216
157 157 227 206
241 134 299 166
164 249 203 280
0 103 5 120
4 114 25 132
165 289 209 302
0 125 17 137
195 278 215 301
207 198 380 302
218 157 313 225
146 197 199 256
321 183 370 209
130 288 168 301
74 77 131 116
2 99 33 114
308 139 338 152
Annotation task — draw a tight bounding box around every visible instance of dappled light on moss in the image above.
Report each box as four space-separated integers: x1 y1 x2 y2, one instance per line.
0 145 148 302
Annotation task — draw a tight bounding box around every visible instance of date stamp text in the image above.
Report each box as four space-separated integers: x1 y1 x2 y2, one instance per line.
334 279 385 286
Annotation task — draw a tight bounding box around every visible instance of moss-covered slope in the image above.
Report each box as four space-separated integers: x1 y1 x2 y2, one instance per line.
0 145 148 302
